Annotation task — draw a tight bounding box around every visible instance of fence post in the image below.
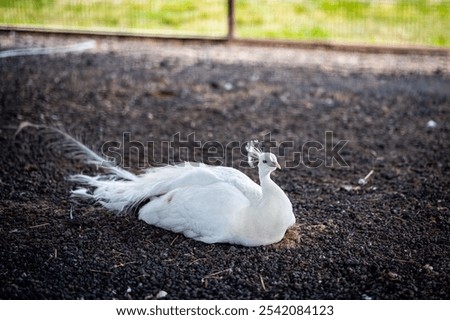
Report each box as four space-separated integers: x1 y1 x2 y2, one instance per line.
227 0 235 40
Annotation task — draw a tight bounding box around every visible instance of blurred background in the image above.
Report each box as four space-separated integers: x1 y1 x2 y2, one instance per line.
0 0 448 47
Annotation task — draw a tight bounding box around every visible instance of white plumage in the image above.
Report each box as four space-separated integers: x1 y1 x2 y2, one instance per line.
73 140 295 246
17 123 296 246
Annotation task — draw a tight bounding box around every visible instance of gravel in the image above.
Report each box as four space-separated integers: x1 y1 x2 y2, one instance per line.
0 31 449 299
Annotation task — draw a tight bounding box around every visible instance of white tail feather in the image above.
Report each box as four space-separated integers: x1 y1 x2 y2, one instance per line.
15 121 137 181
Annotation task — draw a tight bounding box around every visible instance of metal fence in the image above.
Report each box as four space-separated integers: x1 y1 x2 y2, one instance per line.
0 0 449 47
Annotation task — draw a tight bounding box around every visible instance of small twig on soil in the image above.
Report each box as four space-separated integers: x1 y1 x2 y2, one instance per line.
364 169 374 181
112 249 127 258
389 257 420 265
201 268 232 287
189 258 206 266
44 249 58 263
44 248 58 263
29 223 50 229
202 268 233 280
260 274 268 292
358 169 374 186
170 235 179 246
113 261 138 269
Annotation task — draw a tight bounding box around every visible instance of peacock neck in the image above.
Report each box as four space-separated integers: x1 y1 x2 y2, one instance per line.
259 172 281 199
243 170 293 245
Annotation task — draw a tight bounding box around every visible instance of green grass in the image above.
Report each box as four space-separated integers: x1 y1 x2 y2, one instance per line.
0 0 228 36
0 0 449 46
236 0 450 46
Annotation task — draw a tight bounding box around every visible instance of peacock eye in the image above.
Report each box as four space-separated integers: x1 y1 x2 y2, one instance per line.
262 160 267 164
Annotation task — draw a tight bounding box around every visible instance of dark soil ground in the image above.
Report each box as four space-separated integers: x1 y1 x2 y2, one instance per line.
0 31 449 299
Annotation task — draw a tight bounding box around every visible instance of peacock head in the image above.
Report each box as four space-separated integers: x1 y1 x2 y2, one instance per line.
246 140 281 173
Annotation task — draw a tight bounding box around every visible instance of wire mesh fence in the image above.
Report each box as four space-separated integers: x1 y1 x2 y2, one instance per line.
0 0 229 37
0 0 449 47
235 0 450 46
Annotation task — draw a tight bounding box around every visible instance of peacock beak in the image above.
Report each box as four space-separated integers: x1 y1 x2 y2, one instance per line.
276 162 281 170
